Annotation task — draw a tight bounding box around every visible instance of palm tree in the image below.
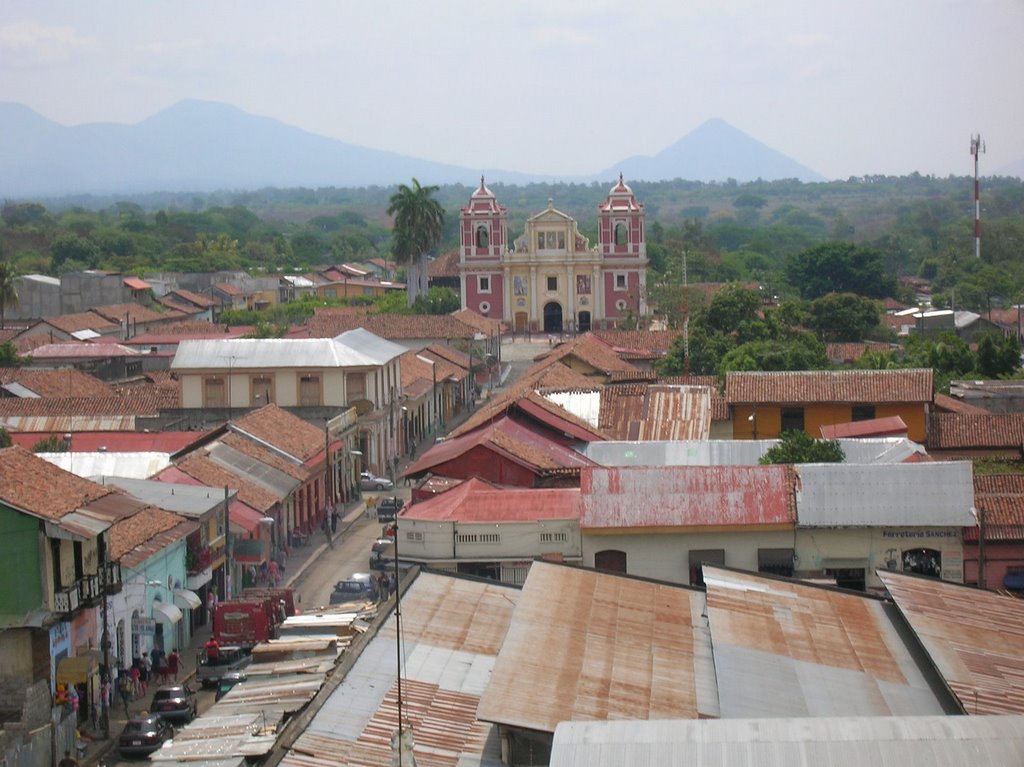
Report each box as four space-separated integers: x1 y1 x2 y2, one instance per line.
0 260 18 329
387 178 445 308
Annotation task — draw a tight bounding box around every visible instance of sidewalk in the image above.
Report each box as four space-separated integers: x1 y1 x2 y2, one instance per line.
81 495 366 766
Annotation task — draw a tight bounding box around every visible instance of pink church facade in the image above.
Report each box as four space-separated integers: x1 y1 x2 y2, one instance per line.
458 176 649 333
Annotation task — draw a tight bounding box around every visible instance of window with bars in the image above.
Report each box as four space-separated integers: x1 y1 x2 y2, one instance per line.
405 531 423 543
540 532 567 543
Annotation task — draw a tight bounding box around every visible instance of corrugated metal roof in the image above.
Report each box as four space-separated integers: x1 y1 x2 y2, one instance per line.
549 715 1024 767
38 451 171 479
281 572 519 767
401 477 580 522
98 476 230 515
0 415 139 432
879 570 1024 715
476 561 717 734
795 463 975 527
544 390 602 428
579 465 795 529
583 438 925 467
172 328 404 370
208 442 299 497
702 566 948 718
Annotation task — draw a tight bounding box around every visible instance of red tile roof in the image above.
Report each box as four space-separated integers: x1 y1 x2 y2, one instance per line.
725 369 934 404
168 288 217 309
405 416 593 478
165 455 279 512
109 506 191 562
933 392 991 415
580 465 796 529
928 413 1024 449
450 308 503 336
534 333 642 377
307 310 479 341
971 473 1024 541
401 477 580 522
0 368 113 398
427 249 460 279
825 341 897 363
0 446 113 519
593 330 681 358
213 282 244 297
0 392 174 418
93 302 181 325
26 342 140 359
45 311 119 334
230 403 325 463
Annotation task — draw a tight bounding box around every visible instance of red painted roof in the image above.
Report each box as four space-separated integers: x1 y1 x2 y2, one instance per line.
820 416 908 439
580 465 796 529
7 431 207 453
401 477 580 522
123 277 151 290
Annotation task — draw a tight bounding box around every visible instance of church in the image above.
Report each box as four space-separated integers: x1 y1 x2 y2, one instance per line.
457 175 649 333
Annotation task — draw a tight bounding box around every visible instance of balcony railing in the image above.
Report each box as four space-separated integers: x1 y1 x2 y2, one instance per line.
53 585 81 614
106 561 122 592
77 575 100 603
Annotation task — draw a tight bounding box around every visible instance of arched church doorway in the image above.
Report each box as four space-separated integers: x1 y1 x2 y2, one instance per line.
543 302 563 333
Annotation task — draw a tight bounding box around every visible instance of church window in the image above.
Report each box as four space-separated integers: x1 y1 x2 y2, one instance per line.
615 221 628 246
478 275 491 293
547 276 558 291
615 273 627 290
558 232 566 249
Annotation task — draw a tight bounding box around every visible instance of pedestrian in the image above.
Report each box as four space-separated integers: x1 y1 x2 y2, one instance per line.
268 559 280 587
204 636 220 661
140 653 152 693
150 645 164 676
331 508 339 534
58 749 79 767
100 674 110 718
167 649 180 681
129 661 141 698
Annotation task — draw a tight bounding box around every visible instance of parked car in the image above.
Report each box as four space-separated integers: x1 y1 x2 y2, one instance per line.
376 496 404 523
330 572 378 604
361 471 394 491
150 683 198 723
118 713 173 758
215 671 247 701
197 645 252 687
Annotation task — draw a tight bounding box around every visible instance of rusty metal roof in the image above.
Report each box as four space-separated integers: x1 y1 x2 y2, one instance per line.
282 571 520 767
702 566 950 718
579 465 796 529
879 570 1024 715
476 561 718 733
401 477 580 522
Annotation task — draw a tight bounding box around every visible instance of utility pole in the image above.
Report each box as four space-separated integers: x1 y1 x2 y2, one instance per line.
682 248 690 377
977 505 986 590
971 134 985 259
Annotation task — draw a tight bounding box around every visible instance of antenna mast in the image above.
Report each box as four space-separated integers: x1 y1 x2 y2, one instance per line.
970 134 985 259
682 248 690 377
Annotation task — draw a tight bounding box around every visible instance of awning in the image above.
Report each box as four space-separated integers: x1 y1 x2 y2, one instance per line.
230 500 266 535
173 588 202 610
56 650 102 686
233 537 270 565
152 600 183 624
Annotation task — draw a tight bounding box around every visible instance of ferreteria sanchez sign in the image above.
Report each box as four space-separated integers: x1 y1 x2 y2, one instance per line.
881 529 960 539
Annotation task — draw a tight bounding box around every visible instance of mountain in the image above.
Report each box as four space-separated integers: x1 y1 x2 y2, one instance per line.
604 118 825 183
997 155 1024 179
0 102 825 197
0 100 534 197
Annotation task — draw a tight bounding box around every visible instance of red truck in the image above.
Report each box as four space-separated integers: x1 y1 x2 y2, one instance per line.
212 588 295 649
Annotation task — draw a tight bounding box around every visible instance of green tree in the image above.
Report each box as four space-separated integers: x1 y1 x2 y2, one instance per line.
0 259 18 328
388 178 445 308
0 426 11 448
808 293 881 342
0 341 25 367
976 332 1020 378
785 242 895 300
31 435 68 453
50 233 100 271
719 335 827 374
701 284 762 334
411 286 460 315
760 431 845 465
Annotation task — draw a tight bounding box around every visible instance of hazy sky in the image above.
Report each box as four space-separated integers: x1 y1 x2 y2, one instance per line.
2 0 1021 180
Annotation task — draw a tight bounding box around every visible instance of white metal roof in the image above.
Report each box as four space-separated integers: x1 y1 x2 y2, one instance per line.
583 438 925 467
549 715 1024 767
97 476 231 515
795 462 976 527
38 451 171 480
543 390 602 427
171 328 404 370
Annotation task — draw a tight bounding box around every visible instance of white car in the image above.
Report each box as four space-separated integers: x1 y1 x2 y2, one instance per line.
360 471 394 491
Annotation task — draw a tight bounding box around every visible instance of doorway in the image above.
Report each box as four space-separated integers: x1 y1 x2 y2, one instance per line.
543 302 563 333
594 549 627 573
515 312 528 333
578 311 591 332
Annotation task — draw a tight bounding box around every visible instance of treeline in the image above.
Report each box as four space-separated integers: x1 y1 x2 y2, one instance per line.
2 174 1023 314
